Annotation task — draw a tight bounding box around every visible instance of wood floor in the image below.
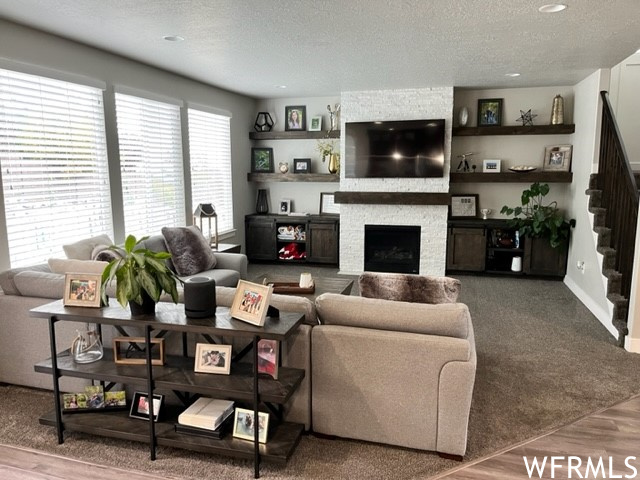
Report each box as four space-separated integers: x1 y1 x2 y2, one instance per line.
433 394 640 479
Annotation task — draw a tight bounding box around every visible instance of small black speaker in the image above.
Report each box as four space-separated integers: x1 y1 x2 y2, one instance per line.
184 276 216 318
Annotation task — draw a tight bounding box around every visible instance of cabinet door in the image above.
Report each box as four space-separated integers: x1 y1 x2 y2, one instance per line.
523 236 568 276
245 217 277 260
446 227 486 271
308 220 339 264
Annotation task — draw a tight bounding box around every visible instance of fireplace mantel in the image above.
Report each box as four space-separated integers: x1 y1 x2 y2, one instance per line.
334 192 449 205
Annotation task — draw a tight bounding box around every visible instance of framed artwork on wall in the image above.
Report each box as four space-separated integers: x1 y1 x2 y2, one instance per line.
543 145 573 172
251 147 274 173
285 105 306 131
477 98 503 126
450 194 479 218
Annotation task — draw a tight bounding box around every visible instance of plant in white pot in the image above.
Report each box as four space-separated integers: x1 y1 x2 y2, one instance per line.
100 235 179 315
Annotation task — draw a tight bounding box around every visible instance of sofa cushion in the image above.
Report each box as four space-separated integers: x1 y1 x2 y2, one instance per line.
63 234 114 260
0 263 51 296
316 293 470 339
161 226 216 276
358 272 461 304
13 271 65 298
48 258 108 275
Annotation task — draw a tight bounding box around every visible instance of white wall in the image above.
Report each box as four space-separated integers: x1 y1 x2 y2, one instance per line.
609 52 640 169
452 87 574 217
0 20 256 271
563 69 614 335
253 96 340 214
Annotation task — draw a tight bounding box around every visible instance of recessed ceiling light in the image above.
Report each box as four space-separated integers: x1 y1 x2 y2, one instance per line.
538 4 567 13
163 35 185 42
275 85 287 89
505 73 521 77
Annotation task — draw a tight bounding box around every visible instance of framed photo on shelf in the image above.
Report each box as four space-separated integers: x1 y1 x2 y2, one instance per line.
257 339 278 380
251 147 274 173
63 273 101 307
129 392 164 422
233 407 269 443
279 198 291 214
482 159 501 173
543 145 572 172
113 337 165 366
319 192 339 215
230 280 274 327
477 98 503 126
450 194 479 218
194 343 232 375
309 116 322 131
285 105 306 131
293 158 311 173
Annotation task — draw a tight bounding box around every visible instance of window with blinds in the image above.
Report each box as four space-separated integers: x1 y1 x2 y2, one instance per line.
115 93 185 237
187 108 234 234
0 68 112 267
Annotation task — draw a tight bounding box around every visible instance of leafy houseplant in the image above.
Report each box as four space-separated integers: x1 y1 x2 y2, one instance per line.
101 235 179 314
500 182 576 249
316 139 337 163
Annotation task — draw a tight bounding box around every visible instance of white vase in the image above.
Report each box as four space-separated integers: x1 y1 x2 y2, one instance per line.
459 107 469 127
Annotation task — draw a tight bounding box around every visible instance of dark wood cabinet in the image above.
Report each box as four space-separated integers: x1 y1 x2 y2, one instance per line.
245 214 339 265
446 219 567 278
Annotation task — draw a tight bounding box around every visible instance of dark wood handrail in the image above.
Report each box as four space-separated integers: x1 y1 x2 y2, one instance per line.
598 91 639 334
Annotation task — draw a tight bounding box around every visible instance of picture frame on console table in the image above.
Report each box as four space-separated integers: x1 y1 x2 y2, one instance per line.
233 408 269 443
450 194 479 219
130 392 163 422
319 192 339 215
230 280 274 327
194 343 232 375
63 273 102 308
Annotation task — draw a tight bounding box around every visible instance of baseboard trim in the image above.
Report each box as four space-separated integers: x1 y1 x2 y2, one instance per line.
563 275 617 338
624 336 640 354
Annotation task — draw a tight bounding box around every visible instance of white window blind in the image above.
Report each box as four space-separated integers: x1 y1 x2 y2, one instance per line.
0 68 112 267
115 93 185 237
188 108 234 233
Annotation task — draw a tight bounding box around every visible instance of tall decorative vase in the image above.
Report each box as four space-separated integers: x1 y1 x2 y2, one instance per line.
328 154 339 174
550 95 564 125
71 323 104 363
256 189 269 214
458 107 469 127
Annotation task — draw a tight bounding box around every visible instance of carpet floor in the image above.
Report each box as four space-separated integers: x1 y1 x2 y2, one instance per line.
2 273 640 479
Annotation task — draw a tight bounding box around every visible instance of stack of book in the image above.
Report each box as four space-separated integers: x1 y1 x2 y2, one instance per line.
175 397 235 439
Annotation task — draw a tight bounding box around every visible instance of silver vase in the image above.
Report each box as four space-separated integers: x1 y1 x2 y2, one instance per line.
550 95 564 125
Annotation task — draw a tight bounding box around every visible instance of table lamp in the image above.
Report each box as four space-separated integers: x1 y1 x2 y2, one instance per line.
193 203 218 250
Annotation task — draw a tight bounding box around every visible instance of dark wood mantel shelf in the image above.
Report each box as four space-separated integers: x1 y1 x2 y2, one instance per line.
334 192 450 205
452 124 575 136
450 171 573 183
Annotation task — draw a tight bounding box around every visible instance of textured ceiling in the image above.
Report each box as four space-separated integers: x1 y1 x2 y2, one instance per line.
0 0 639 98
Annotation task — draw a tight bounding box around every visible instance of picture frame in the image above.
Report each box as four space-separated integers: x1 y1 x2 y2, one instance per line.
113 337 165 366
477 98 503 126
482 159 501 173
543 145 573 172
279 198 291 215
293 158 311 173
129 392 163 422
450 194 479 218
233 407 269 443
251 147 274 173
230 280 274 327
194 343 232 375
309 116 322 131
319 192 339 215
63 273 102 307
62 386 126 413
285 105 306 131
257 339 279 380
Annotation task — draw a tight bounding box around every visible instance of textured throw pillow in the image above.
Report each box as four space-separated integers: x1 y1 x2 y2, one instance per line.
48 258 108 275
63 234 114 260
358 272 461 304
161 226 217 276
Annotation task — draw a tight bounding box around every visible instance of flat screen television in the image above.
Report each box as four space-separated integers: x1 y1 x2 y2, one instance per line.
344 119 445 178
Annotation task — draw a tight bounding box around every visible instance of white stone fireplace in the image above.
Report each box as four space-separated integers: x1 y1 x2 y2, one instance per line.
338 87 453 276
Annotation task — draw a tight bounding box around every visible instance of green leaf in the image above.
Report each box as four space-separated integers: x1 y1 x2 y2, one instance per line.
138 269 160 301
124 235 137 253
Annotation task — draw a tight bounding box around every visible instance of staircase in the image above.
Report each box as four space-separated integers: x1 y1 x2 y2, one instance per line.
585 91 639 346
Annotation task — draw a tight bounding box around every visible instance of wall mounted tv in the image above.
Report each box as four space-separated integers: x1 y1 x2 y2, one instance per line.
344 119 445 178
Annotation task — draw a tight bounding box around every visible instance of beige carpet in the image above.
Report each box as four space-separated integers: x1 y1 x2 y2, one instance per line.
2 274 640 479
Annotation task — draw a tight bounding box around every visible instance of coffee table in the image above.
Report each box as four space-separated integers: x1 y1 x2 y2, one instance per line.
252 274 353 302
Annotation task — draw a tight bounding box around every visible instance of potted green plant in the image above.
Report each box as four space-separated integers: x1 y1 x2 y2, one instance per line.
500 182 576 249
100 235 179 315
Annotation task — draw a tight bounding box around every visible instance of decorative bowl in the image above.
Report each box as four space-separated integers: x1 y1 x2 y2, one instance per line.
509 165 537 173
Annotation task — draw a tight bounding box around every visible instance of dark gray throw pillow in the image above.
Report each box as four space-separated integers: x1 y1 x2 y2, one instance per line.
161 226 217 276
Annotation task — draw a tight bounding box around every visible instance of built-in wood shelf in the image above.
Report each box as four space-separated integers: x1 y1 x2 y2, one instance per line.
334 192 450 205
247 173 339 182
450 171 573 183
452 124 575 136
249 130 340 140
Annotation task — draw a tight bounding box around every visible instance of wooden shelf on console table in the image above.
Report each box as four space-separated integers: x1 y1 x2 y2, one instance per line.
249 130 340 140
247 173 339 182
450 171 573 183
452 124 575 136
334 192 450 205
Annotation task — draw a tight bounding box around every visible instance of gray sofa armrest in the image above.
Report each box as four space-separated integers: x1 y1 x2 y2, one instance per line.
212 252 247 279
12 271 64 299
0 263 52 295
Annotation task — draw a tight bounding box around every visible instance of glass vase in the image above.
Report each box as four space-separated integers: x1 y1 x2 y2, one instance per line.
71 323 103 364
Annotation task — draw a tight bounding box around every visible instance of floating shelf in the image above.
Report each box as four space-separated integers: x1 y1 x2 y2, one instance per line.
334 192 450 205
450 171 573 183
452 124 575 136
247 173 339 182
249 130 340 140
